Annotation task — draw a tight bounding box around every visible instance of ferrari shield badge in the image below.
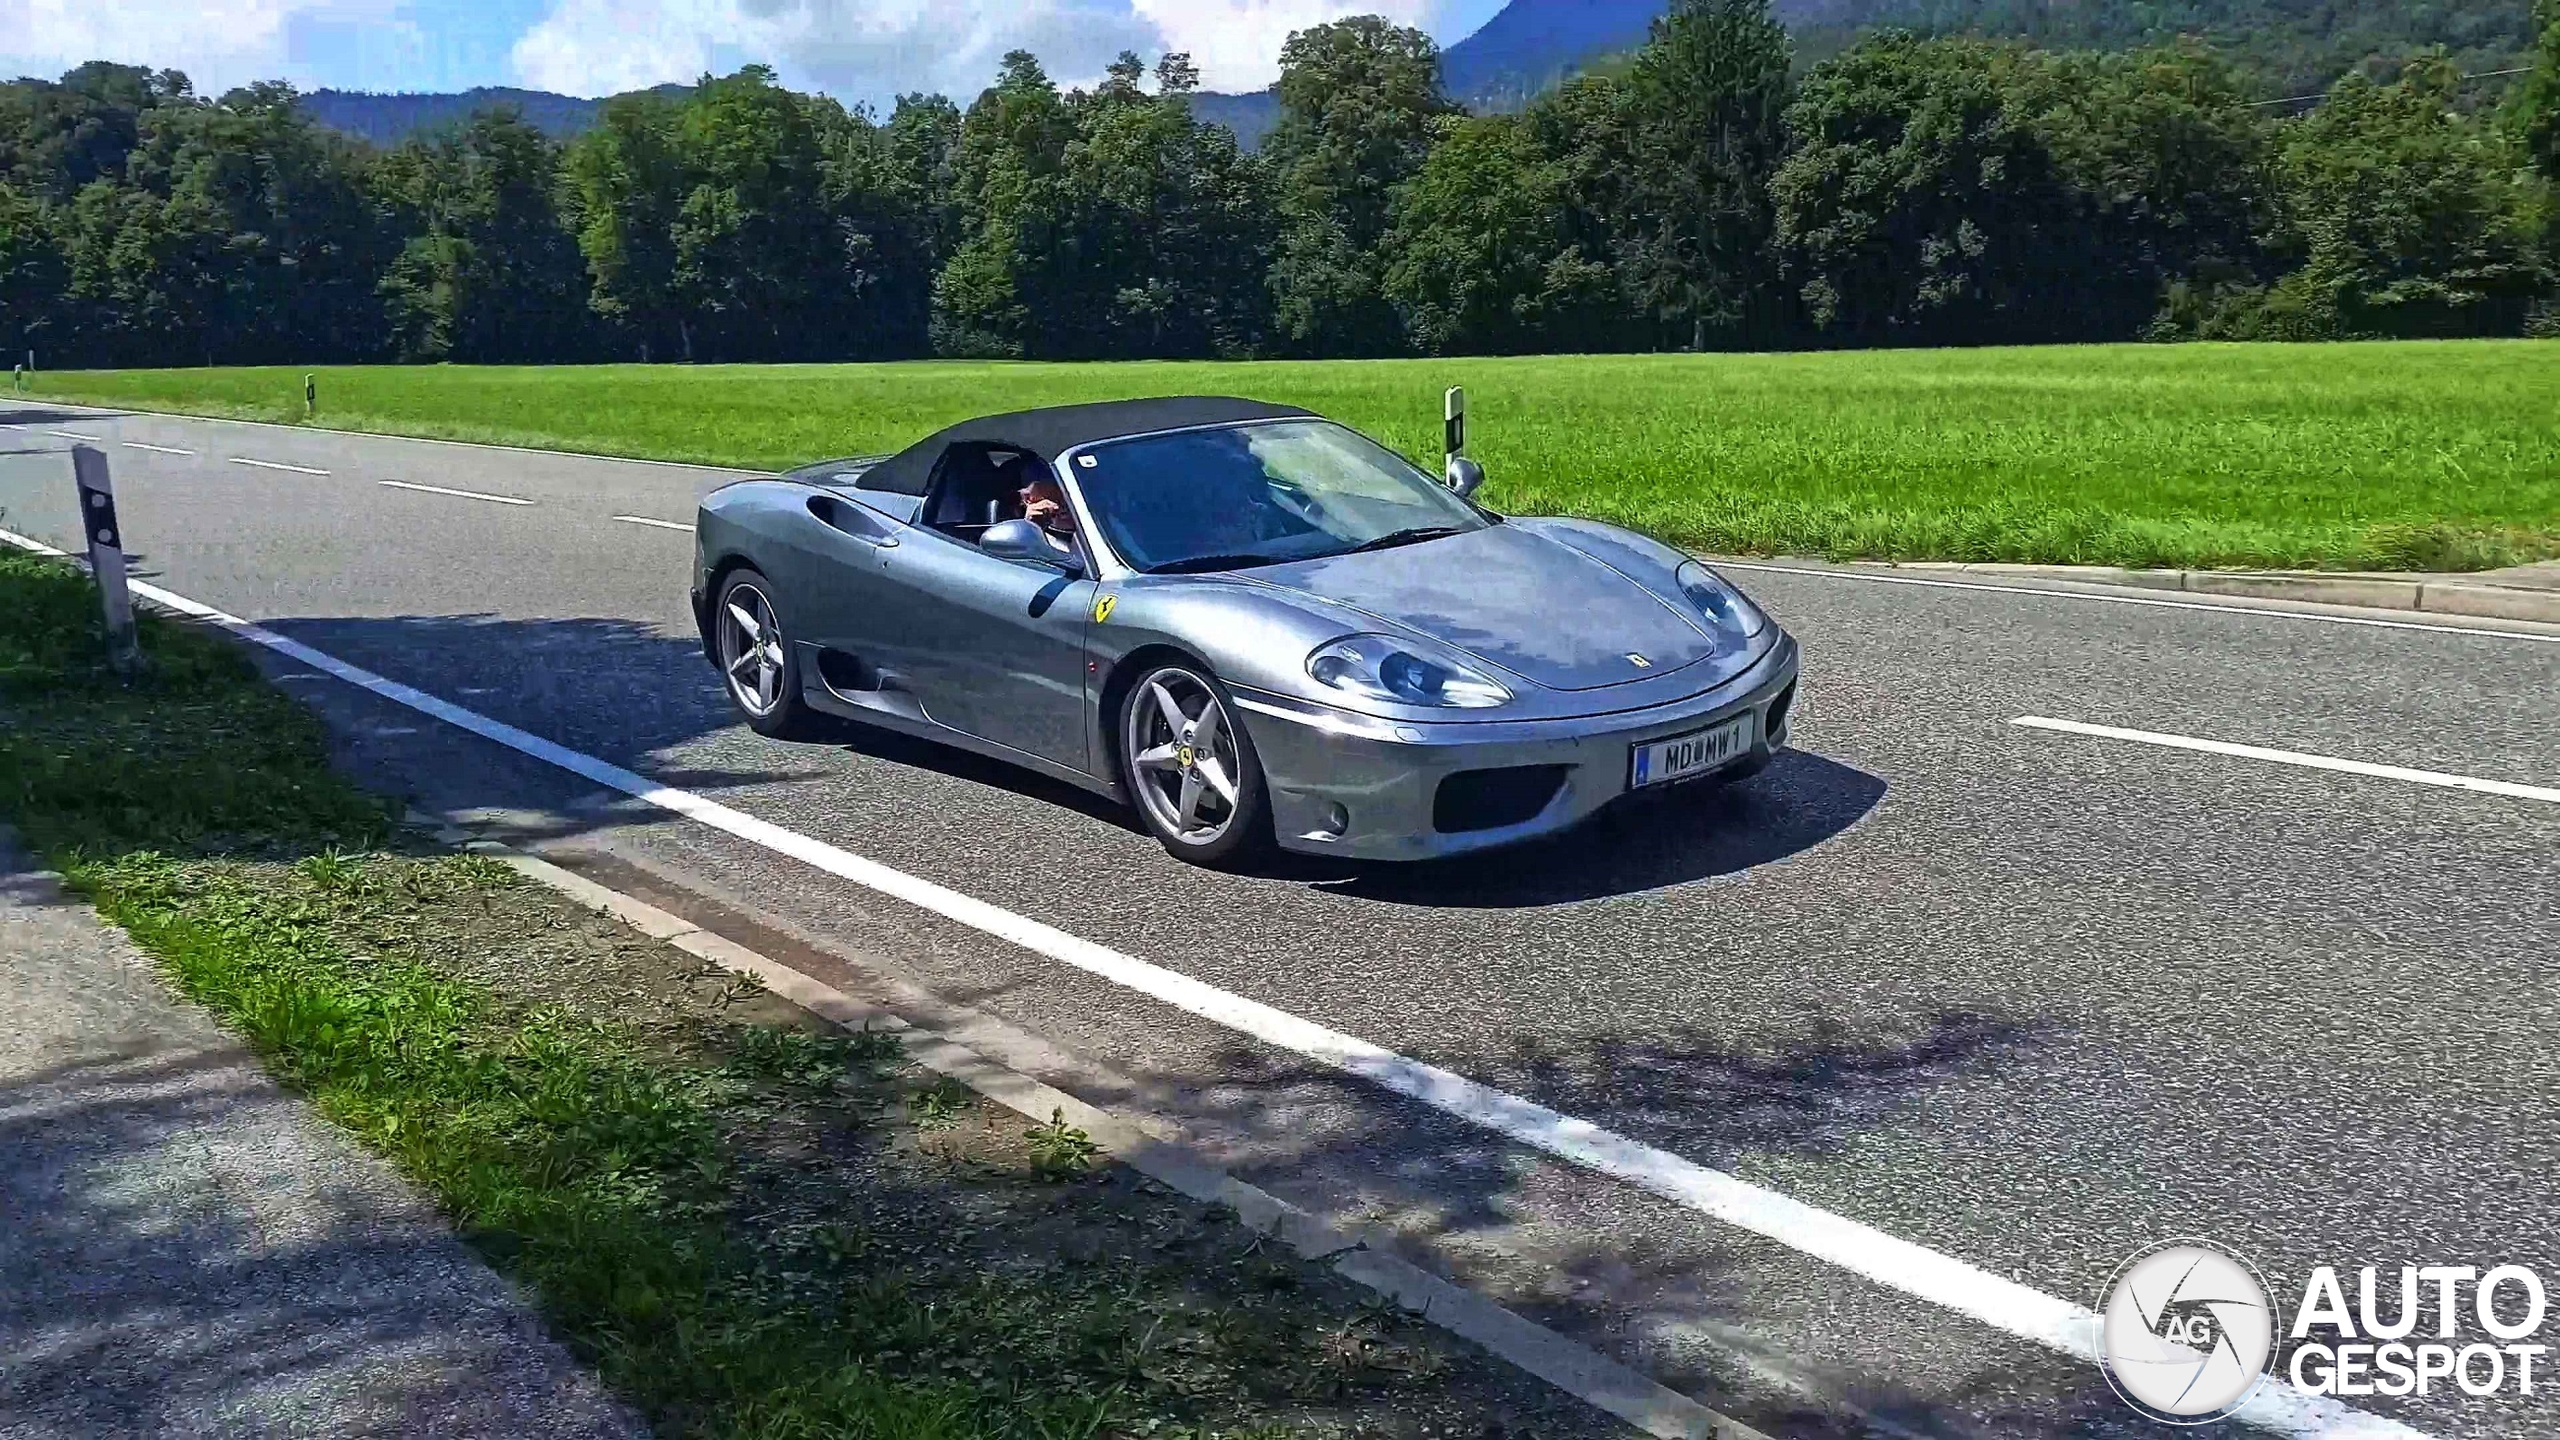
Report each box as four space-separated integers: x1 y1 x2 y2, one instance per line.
1092 593 1117 624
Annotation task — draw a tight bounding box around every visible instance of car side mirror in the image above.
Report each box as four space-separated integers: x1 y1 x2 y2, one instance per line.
980 517 1083 574
1445 456 1485 499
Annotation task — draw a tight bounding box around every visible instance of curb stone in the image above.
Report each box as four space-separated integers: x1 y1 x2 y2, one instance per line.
1842 561 2560 625
416 817 1768 1440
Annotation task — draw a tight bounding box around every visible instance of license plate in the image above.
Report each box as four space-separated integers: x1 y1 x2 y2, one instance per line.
1630 713 1754 789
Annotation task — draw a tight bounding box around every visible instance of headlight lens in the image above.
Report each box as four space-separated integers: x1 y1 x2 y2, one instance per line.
1676 561 1768 641
1306 634 1511 709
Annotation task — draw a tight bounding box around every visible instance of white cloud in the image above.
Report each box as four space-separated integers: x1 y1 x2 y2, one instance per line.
1129 0 1437 93
511 0 1157 106
5 0 309 92
5 0 1506 105
511 0 1479 108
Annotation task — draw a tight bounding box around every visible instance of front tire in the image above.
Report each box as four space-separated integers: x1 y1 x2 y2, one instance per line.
1120 662 1272 867
714 568 820 740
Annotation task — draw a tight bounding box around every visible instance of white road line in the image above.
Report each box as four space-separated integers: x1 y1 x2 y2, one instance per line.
0 522 2440 1440
1715 561 2560 646
47 430 102 442
612 515 695 532
378 479 533 507
122 441 194 456
227 457 330 476
2015 716 2560 805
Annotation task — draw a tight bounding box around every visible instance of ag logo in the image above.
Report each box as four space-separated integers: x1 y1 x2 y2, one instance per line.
2098 1239 2277 1424
1092 593 1117 624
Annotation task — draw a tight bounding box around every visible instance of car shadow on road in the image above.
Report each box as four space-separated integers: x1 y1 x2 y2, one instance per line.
1273 748 1888 907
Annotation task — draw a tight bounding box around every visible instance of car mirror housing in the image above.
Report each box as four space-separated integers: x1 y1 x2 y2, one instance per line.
1446 456 1485 499
980 517 1083 574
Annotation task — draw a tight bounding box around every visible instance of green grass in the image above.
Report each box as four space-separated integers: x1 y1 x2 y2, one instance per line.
0 550 1582 1440
30 340 2560 571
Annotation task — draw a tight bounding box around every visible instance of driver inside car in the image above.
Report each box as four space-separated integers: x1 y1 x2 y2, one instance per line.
1018 476 1077 535
1014 475 1081 559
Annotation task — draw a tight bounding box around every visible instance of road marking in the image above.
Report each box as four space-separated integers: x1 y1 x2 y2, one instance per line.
227 457 330 476
122 441 194 455
378 479 533 507
0 521 2443 1440
2015 716 2560 805
47 430 103 442
1715 561 2560 646
612 515 694 532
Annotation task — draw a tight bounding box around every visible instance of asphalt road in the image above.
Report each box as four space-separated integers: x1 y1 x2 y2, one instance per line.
4 402 2556 1439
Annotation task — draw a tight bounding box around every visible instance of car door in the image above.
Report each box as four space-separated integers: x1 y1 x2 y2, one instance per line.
888 526 1097 772
760 489 918 713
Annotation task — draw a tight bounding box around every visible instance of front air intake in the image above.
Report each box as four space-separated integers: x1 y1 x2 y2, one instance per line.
1433 766 1568 834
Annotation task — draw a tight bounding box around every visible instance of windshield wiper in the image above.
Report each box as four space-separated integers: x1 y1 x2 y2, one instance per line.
1145 552 1294 575
1345 525 1467 555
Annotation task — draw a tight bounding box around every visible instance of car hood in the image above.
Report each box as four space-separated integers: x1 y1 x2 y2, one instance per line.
1236 523 1716 692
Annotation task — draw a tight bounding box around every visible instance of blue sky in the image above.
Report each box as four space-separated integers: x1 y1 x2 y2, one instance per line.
9 0 1511 106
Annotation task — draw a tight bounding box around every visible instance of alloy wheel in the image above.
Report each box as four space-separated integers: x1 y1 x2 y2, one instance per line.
1125 667 1244 846
720 581 788 718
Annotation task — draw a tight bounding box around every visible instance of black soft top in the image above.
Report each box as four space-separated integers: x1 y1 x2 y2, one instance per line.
851 396 1315 496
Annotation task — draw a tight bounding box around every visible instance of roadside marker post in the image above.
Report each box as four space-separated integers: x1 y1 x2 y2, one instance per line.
11 362 21 393
1445 386 1466 462
71 446 140 672
304 374 317 416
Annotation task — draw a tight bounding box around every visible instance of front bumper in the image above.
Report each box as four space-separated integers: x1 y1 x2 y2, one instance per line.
1237 633 1801 861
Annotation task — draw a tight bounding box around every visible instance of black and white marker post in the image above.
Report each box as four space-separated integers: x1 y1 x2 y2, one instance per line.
1445 385 1466 467
71 445 141 672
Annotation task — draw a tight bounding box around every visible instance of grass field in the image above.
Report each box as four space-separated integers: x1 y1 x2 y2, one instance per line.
29 340 2560 572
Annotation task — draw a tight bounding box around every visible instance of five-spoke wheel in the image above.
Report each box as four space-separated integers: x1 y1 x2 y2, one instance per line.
715 568 816 738
1121 663 1269 864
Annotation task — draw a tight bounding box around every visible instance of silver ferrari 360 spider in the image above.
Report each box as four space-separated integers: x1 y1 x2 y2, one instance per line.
692 394 1799 866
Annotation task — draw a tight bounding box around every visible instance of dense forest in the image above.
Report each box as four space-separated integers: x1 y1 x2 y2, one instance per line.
2 0 2556 370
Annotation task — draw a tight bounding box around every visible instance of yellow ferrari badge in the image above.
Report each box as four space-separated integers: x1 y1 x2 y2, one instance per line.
1092 593 1117 624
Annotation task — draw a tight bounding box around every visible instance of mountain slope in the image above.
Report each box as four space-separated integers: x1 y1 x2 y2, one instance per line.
299 84 690 147
1441 0 1669 108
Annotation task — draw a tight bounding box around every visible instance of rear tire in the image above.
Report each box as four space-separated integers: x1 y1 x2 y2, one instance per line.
714 568 821 741
1119 662 1272 867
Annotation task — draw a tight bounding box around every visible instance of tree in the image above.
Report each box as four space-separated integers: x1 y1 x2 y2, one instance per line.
376 109 590 361
669 67 835 361
1616 0 1796 348
1382 114 1618 354
2024 43 2280 337
2516 0 2560 185
0 63 191 202
1263 17 1451 356
564 93 688 359
934 51 1075 356
1774 36 2082 345
2269 56 2551 336
0 183 68 360
134 81 390 362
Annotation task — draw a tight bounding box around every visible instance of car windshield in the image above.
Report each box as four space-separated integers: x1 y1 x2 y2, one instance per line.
1072 420 1491 574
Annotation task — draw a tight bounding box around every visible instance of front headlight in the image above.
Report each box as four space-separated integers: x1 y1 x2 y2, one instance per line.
1306 634 1511 709
1676 561 1768 641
